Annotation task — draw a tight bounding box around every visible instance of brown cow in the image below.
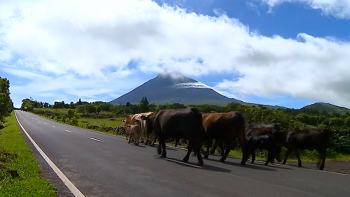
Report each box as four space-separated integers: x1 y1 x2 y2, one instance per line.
123 112 154 144
142 108 205 166
280 128 333 170
201 112 248 165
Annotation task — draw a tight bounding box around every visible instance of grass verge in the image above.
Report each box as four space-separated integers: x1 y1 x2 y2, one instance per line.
0 112 57 197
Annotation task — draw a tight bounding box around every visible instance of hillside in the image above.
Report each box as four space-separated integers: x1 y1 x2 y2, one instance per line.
110 73 244 106
301 102 350 114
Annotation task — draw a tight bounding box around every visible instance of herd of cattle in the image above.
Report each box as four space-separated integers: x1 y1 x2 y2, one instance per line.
121 108 333 170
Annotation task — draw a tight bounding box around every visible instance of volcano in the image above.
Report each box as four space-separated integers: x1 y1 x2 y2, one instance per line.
109 72 243 106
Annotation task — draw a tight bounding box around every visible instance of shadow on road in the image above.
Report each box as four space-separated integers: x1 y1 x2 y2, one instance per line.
146 144 179 151
165 157 231 173
204 158 277 172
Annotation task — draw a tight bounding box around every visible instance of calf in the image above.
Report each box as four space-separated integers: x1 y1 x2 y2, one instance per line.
245 124 282 163
124 123 141 146
246 132 280 166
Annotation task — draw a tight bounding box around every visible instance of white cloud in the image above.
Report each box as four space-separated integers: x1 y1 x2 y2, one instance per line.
1 0 350 107
173 82 212 89
261 0 350 19
247 2 261 15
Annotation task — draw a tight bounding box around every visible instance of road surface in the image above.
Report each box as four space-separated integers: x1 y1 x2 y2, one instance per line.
15 110 350 197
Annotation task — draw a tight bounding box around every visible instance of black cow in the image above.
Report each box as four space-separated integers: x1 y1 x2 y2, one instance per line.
141 108 205 166
246 132 280 165
245 124 282 163
280 128 333 170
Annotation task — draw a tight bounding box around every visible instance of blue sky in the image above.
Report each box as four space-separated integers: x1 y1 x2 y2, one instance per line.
1 0 350 109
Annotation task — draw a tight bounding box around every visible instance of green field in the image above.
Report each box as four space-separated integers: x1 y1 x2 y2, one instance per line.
79 117 124 127
0 112 57 197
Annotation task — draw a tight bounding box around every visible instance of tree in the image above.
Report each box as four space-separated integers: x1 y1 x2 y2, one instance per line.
69 102 75 109
78 98 82 105
75 105 87 115
0 77 13 123
87 105 97 114
139 97 149 112
67 109 75 119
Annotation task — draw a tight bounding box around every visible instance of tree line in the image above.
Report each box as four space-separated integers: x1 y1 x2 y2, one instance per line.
21 96 350 131
0 77 13 128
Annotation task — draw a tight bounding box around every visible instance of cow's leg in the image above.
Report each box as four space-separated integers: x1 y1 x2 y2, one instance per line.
251 148 256 164
175 138 179 147
237 134 249 165
282 149 292 165
128 133 132 144
161 138 167 158
195 139 204 166
219 140 232 162
219 141 225 156
318 149 326 170
275 145 282 163
210 140 218 155
295 149 302 167
152 135 157 146
135 132 140 146
265 149 273 166
157 137 163 155
204 138 212 159
183 140 193 163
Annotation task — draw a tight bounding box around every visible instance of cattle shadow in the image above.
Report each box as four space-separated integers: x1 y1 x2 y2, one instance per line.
204 158 277 172
165 157 231 173
146 144 179 151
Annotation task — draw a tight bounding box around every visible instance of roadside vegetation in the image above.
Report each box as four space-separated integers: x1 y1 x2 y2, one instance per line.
20 96 350 163
1 76 57 196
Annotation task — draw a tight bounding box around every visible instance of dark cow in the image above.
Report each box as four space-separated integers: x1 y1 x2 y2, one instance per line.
246 132 280 165
201 112 248 164
141 108 205 166
280 128 333 170
245 124 282 163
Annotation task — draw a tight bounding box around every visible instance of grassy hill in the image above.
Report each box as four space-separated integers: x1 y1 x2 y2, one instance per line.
301 102 350 115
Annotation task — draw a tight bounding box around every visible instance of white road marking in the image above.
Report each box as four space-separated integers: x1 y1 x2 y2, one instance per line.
52 126 55 127
65 130 71 133
44 123 47 124
90 138 103 143
15 112 85 197
166 158 203 169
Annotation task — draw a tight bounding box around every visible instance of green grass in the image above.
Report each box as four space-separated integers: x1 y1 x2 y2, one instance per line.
0 112 58 197
79 117 124 128
34 107 114 115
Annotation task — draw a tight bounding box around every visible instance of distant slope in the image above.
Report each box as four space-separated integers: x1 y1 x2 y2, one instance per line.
110 73 243 106
301 102 350 114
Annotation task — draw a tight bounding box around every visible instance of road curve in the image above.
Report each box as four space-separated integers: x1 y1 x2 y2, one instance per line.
15 110 350 197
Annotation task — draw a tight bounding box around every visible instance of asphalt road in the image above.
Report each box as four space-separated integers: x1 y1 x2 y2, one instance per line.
15 110 350 197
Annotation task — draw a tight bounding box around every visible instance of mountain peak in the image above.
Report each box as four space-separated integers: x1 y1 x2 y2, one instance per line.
110 72 244 106
156 71 196 82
